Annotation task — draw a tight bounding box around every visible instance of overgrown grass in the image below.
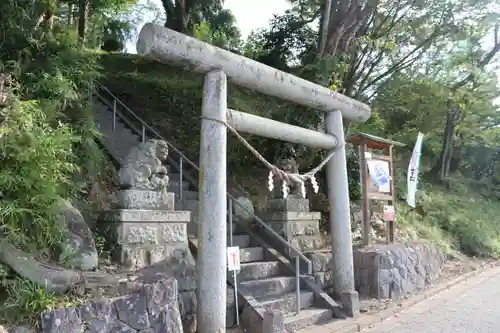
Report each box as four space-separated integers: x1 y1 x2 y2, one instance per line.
98 53 322 173
395 174 500 258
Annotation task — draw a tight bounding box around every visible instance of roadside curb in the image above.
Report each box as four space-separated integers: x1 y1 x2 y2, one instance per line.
326 261 500 333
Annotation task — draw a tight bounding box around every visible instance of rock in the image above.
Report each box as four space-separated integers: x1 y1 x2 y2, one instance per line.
144 278 177 323
41 278 185 333
57 199 98 271
107 320 136 333
115 292 150 330
151 305 183 333
371 218 385 231
41 307 84 333
77 299 116 333
0 325 8 333
11 326 36 333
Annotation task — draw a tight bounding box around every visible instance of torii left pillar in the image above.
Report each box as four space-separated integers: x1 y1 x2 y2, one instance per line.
197 70 228 333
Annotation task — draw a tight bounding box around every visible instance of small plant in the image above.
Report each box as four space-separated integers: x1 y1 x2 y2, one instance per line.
95 235 111 259
1 277 83 325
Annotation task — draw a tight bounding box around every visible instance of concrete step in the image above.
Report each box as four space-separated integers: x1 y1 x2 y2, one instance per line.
238 261 281 282
231 234 250 248
284 308 332 332
176 199 197 211
96 114 138 139
188 238 264 263
256 291 314 314
240 247 264 263
239 276 296 298
167 179 190 192
175 190 198 200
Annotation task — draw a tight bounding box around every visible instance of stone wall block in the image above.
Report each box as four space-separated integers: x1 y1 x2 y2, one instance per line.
41 278 185 333
354 242 446 299
115 292 150 330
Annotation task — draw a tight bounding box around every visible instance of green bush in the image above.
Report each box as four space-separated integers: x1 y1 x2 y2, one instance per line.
399 181 500 258
0 11 105 323
0 98 80 250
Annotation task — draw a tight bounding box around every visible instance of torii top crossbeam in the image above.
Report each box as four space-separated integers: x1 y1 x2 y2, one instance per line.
136 23 371 123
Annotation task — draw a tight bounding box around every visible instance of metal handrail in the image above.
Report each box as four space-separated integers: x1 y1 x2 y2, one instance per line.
93 82 312 303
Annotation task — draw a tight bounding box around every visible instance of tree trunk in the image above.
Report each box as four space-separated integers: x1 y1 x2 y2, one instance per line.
78 0 88 43
68 3 73 26
317 0 332 58
433 27 500 179
163 0 190 34
433 99 460 180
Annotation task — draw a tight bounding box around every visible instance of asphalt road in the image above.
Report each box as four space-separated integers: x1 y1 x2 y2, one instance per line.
363 265 500 333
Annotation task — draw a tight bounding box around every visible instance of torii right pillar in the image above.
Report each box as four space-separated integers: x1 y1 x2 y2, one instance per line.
325 110 359 316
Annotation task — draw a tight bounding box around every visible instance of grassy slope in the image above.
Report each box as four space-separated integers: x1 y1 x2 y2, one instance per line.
99 54 307 166
99 53 500 258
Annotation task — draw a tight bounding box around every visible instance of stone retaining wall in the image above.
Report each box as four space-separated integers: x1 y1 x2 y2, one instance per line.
305 242 446 300
41 278 183 333
39 276 237 333
354 242 447 299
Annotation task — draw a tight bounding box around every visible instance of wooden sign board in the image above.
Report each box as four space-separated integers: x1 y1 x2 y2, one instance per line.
348 132 404 246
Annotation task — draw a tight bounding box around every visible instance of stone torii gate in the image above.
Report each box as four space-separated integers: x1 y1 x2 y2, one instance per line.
137 23 371 333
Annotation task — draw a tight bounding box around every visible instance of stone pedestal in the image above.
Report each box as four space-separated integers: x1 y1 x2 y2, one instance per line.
100 190 191 270
263 196 326 255
113 189 175 210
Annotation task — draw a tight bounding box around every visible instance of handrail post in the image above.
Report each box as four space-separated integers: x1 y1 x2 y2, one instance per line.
141 125 146 142
112 99 117 132
295 256 300 314
179 157 184 201
228 198 233 246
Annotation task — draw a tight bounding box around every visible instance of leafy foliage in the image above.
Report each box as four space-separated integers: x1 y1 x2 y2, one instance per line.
0 0 119 322
0 99 79 250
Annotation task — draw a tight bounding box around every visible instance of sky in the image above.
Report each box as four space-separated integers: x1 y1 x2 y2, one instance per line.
125 0 290 53
223 0 291 40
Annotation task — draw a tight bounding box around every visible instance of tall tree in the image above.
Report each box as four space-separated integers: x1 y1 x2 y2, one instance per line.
160 0 222 34
434 25 500 180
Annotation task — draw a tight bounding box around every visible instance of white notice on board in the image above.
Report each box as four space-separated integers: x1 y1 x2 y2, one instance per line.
227 246 241 272
367 160 392 193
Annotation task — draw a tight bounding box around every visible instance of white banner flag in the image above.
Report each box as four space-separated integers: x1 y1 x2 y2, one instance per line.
407 132 424 208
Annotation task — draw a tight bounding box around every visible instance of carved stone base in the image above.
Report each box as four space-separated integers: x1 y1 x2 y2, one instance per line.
263 211 326 255
264 212 321 237
99 209 191 270
266 196 310 213
112 190 175 210
119 244 193 271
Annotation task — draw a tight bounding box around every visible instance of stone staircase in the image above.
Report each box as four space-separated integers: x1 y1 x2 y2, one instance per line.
92 85 343 332
189 233 333 332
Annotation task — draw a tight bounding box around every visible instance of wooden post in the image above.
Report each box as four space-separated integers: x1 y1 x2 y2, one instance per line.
348 133 405 246
359 143 371 246
387 145 396 243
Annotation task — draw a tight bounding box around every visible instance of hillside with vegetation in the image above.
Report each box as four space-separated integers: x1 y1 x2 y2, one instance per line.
1 0 500 328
